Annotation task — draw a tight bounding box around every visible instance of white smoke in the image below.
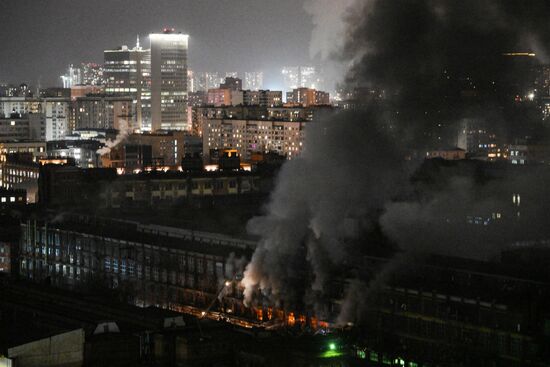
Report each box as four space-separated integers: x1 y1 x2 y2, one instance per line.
97 119 130 156
304 0 358 60
303 0 361 91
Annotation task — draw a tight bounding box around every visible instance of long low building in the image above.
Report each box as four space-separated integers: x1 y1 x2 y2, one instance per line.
38 164 266 208
0 141 47 162
19 217 255 321
14 213 550 366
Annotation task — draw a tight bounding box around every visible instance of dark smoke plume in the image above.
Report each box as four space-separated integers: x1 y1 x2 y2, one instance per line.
242 0 550 322
242 110 408 309
343 0 550 146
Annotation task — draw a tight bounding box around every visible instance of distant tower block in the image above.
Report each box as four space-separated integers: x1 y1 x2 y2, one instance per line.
150 29 189 131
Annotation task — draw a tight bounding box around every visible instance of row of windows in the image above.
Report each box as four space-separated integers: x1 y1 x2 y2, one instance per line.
0 196 21 203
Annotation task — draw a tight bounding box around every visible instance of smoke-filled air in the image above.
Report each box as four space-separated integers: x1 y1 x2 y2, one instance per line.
241 0 550 323
96 119 130 156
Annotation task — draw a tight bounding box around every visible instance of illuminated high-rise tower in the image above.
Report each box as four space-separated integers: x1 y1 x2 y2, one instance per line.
104 37 151 131
60 64 82 88
149 29 189 131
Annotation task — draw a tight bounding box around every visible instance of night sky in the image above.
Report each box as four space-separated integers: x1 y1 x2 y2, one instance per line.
0 0 316 89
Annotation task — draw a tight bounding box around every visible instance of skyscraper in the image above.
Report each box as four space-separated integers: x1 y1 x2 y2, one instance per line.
299 66 318 89
150 29 189 131
206 72 222 90
281 66 321 92
104 38 151 131
281 67 300 91
80 63 105 86
60 64 82 88
244 71 264 91
192 72 208 92
187 70 195 93
191 72 223 92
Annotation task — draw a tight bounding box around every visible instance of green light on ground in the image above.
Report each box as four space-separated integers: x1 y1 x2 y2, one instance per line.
320 342 343 359
320 350 344 358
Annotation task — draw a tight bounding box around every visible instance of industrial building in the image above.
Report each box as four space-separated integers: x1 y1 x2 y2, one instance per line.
18 216 255 321
37 163 264 209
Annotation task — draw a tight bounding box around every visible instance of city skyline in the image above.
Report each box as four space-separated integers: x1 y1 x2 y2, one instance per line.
0 0 327 90
4 1 550 365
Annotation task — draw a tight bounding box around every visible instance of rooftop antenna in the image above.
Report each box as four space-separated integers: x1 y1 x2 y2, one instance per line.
136 34 140 49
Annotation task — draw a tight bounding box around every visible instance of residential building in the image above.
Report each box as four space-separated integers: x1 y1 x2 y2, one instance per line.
243 90 283 107
220 77 242 91
202 119 305 161
74 95 133 130
298 66 320 89
244 72 263 91
192 71 207 92
190 71 223 92
0 97 41 117
267 106 332 121
192 105 332 138
286 88 330 107
0 113 45 141
206 72 222 90
282 66 321 92
150 29 189 131
0 97 72 140
315 90 330 105
188 91 207 107
42 98 71 141
207 88 232 106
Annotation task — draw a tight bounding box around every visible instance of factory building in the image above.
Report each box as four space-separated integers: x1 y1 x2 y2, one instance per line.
18 217 255 322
